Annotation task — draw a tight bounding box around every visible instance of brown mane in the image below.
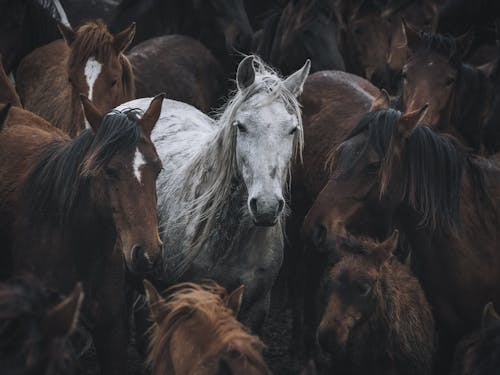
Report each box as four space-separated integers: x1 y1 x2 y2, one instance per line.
147 282 269 375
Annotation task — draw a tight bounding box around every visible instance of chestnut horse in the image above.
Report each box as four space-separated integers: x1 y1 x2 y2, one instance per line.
127 35 225 113
303 102 500 369
16 20 135 137
143 280 271 375
318 231 435 375
453 302 500 375
0 276 84 375
0 95 164 374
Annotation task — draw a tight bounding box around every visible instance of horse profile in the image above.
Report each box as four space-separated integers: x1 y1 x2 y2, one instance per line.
318 230 435 375
143 280 271 375
453 302 500 375
0 277 84 375
16 20 135 137
119 55 310 330
0 95 164 374
303 99 500 368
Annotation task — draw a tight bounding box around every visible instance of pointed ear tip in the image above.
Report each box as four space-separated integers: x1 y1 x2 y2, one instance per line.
155 92 166 99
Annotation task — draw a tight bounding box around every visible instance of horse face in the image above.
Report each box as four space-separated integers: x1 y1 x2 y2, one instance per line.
318 257 378 352
233 101 296 226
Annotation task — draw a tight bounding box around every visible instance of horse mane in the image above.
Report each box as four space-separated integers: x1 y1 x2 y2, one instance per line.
147 282 268 375
0 276 78 375
23 109 142 227
331 108 487 232
412 30 462 66
161 56 303 278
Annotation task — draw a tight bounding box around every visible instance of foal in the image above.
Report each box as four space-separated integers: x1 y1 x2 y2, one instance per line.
16 20 135 136
144 280 271 375
318 231 435 375
0 277 84 375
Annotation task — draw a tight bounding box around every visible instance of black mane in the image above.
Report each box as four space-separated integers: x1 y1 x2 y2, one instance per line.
23 109 142 226
414 31 462 66
340 108 484 232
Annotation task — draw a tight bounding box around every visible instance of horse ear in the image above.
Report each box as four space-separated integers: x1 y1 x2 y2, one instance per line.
143 280 165 323
225 285 245 317
80 95 103 132
113 22 136 53
398 104 429 138
57 21 76 45
44 283 84 339
482 302 500 329
455 30 474 59
370 89 390 111
284 59 311 97
373 230 399 266
402 18 421 51
140 93 165 136
236 56 256 91
0 103 12 130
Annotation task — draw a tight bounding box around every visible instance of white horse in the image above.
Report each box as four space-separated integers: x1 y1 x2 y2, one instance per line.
118 56 310 329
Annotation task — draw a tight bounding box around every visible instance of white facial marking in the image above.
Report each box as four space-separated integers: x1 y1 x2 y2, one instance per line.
133 148 146 184
84 57 102 101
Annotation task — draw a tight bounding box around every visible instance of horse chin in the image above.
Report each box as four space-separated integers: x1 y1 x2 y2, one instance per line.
252 218 278 227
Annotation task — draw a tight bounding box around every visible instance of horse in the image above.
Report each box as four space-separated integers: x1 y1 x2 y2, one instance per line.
302 100 500 370
111 0 253 75
284 70 379 357
0 56 21 107
16 20 135 137
255 0 345 76
0 276 84 375
143 280 271 375
400 23 495 152
0 95 164 374
118 56 310 331
127 35 226 113
0 0 65 74
318 231 435 375
453 302 500 375
335 0 437 91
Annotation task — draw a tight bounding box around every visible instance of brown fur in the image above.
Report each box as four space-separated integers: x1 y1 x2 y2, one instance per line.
16 20 135 137
145 281 271 375
318 232 435 375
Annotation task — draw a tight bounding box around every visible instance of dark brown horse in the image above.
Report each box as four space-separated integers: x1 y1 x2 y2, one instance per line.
127 35 225 113
0 56 21 107
0 95 164 374
318 231 435 375
255 0 345 76
143 280 271 375
453 302 500 375
303 102 500 369
0 276 84 375
16 20 135 137
400 23 495 152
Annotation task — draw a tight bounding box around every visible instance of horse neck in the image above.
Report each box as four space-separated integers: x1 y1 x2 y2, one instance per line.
67 91 85 137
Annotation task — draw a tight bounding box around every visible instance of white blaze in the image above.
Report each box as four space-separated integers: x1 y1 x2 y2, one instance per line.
84 57 102 101
133 148 146 184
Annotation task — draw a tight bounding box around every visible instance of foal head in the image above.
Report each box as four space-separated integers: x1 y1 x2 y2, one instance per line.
318 230 399 351
0 277 84 375
80 94 164 273
58 20 135 131
229 56 309 226
144 280 270 375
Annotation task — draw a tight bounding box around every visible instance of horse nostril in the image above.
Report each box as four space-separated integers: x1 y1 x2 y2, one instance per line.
132 245 145 264
311 223 326 248
249 198 257 214
277 199 284 213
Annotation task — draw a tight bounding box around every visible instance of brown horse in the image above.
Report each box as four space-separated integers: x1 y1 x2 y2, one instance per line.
0 95 164 374
143 280 271 375
0 276 84 375
0 56 21 107
285 70 379 357
400 22 494 151
318 231 435 375
127 35 225 113
453 302 500 375
16 20 135 137
302 101 500 369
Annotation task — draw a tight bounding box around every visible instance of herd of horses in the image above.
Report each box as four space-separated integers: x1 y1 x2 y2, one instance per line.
1 0 500 374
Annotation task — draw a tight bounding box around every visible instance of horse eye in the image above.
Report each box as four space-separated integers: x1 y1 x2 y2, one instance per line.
234 121 247 133
356 282 372 297
104 167 119 178
367 161 380 172
445 76 456 86
289 127 298 135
